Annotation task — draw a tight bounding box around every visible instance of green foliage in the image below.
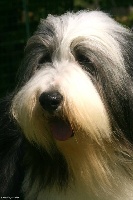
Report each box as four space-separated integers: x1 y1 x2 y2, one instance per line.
116 11 133 27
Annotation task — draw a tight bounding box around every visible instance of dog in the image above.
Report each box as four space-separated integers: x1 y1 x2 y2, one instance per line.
1 10 133 200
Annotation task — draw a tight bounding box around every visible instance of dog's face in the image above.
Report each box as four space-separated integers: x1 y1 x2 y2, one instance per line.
11 11 133 189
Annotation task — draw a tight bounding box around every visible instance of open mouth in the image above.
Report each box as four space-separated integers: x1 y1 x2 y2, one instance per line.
49 118 74 141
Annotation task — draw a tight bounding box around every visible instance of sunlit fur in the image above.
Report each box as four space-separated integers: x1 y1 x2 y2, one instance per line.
8 10 133 199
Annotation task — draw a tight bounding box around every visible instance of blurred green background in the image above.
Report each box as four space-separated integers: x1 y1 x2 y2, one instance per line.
0 0 133 97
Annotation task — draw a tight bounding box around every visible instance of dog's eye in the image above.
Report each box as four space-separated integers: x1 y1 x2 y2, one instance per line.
76 54 96 76
37 53 51 68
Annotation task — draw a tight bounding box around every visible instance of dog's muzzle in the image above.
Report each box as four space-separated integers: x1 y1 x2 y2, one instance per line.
39 91 74 141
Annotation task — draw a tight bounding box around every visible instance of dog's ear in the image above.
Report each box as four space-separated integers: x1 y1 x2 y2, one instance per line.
118 32 133 143
0 96 24 197
106 31 133 144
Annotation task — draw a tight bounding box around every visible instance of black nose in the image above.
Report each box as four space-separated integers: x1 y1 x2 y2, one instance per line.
39 91 63 112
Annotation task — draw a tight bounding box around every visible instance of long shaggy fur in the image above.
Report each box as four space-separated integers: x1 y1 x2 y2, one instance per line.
1 10 133 200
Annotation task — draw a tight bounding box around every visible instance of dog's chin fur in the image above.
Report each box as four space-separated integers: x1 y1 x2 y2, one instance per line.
1 10 133 200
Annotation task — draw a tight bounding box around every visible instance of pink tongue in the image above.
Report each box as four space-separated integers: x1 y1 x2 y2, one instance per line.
50 118 73 141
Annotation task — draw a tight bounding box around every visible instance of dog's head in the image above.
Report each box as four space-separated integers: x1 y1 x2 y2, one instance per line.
11 10 133 189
